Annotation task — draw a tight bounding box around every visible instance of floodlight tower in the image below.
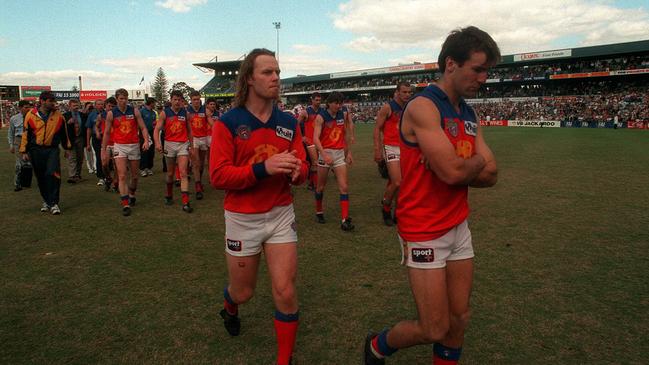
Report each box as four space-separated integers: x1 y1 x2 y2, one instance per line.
273 21 281 62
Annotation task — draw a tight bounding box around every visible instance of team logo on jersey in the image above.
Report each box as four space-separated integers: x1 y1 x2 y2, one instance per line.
464 120 477 136
455 140 473 159
192 118 204 129
169 120 183 134
329 128 342 142
275 126 294 141
226 239 242 252
118 120 133 135
445 119 458 137
237 125 251 140
125 114 135 120
248 144 279 164
336 118 344 125
411 248 434 263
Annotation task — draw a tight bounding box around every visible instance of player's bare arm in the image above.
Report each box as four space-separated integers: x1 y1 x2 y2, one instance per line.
297 109 308 143
312 115 324 155
100 111 113 164
403 97 485 185
373 103 390 162
313 115 332 165
345 108 355 145
186 116 194 152
153 111 165 153
343 111 354 165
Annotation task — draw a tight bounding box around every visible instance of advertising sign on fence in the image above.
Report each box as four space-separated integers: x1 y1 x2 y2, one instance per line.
480 120 508 126
51 90 80 100
79 90 108 102
508 120 560 128
20 86 51 101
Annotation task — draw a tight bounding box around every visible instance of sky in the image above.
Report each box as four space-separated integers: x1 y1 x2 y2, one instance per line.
1 0 648 91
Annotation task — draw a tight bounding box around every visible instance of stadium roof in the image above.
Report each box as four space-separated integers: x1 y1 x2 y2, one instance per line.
193 60 242 73
282 39 649 85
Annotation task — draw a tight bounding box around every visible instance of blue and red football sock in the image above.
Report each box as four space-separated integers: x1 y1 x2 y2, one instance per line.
433 343 462 365
223 287 238 315
370 329 397 359
340 194 349 220
274 310 299 365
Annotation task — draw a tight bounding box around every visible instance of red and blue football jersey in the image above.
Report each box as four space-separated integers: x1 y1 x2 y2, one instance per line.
187 104 210 137
210 105 308 214
397 84 477 241
111 105 139 144
164 107 189 143
318 108 346 150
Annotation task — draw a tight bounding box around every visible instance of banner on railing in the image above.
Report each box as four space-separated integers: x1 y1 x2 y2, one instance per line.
480 120 508 126
627 121 648 129
508 120 561 128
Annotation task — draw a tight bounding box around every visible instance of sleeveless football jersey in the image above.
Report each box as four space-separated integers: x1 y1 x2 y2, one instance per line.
318 108 346 150
383 99 403 146
397 84 478 241
187 104 210 137
111 105 139 144
303 105 320 145
164 107 189 143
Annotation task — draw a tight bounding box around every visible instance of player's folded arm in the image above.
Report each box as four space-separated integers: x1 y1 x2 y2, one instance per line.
469 126 497 188
408 99 484 186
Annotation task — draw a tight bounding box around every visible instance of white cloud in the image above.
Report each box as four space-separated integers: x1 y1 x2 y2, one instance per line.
279 53 377 77
291 44 330 54
0 70 126 90
388 53 433 65
0 49 237 90
332 0 649 55
96 50 240 74
155 0 207 13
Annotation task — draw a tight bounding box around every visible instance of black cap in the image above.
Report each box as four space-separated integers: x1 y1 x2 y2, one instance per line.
39 91 56 101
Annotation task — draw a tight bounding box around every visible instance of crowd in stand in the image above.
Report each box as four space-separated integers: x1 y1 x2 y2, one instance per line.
346 86 648 123
478 78 649 98
283 72 437 93
282 54 649 94
489 54 649 80
472 91 648 122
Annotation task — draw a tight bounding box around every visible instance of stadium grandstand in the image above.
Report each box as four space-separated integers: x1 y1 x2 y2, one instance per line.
279 40 649 128
193 59 242 105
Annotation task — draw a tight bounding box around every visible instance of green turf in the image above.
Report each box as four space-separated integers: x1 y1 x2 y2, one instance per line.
1 125 647 364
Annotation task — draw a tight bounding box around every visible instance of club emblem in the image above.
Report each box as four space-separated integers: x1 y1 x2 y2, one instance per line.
446 119 458 137
237 125 251 140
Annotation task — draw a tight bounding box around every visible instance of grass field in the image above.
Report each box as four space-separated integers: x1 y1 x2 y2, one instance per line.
1 124 647 364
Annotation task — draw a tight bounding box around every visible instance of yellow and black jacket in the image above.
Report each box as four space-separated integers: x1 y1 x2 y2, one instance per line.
19 108 72 153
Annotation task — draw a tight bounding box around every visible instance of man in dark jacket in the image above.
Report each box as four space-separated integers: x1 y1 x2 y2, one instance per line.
19 91 73 214
63 99 86 183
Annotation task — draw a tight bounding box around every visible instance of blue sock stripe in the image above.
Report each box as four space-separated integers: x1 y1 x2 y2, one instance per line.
223 287 236 306
377 329 397 356
274 310 299 322
340 194 349 201
315 192 323 200
433 343 462 360
120 195 129 200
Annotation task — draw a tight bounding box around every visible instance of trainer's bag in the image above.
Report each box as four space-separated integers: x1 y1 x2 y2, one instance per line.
20 162 33 188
